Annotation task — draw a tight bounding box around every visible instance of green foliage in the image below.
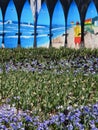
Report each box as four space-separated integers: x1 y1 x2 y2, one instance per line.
0 47 98 63
0 70 98 120
0 47 98 120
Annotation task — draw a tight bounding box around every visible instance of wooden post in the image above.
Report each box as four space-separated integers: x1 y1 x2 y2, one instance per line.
30 0 41 48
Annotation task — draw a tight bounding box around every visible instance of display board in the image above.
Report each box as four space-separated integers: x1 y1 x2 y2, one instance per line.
37 2 50 48
4 0 18 48
67 1 81 49
84 1 98 48
0 8 3 48
20 0 34 48
52 0 65 48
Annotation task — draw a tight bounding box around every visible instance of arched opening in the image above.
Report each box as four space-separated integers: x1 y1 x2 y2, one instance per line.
4 0 18 48
37 2 50 47
84 1 98 48
52 0 65 48
0 8 3 48
67 0 81 49
20 0 34 48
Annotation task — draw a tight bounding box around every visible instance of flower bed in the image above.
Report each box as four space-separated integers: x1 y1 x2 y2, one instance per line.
1 103 98 129
0 48 98 129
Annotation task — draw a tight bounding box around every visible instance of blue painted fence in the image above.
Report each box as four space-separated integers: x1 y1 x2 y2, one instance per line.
0 0 97 48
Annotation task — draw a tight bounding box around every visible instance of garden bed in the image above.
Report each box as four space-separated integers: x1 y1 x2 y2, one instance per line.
0 47 98 129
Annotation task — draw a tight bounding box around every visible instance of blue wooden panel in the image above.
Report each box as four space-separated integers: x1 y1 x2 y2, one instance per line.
52 0 65 47
20 0 34 48
67 1 80 26
0 8 3 48
67 1 81 48
85 1 97 20
84 1 98 48
4 0 18 48
37 2 50 47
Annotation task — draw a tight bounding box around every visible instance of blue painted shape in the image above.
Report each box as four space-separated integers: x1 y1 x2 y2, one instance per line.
52 0 65 26
0 8 3 48
20 0 34 48
86 1 97 20
84 1 98 46
52 0 65 39
67 1 80 27
37 2 50 47
67 1 81 47
4 0 18 48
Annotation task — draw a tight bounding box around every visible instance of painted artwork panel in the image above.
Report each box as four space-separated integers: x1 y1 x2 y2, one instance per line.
52 0 65 48
67 1 81 49
20 0 34 48
84 1 98 48
0 8 3 48
4 0 18 48
37 2 50 48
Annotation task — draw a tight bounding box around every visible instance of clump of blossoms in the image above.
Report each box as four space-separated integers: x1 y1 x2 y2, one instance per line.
0 56 98 75
37 103 98 130
0 104 39 129
0 103 98 129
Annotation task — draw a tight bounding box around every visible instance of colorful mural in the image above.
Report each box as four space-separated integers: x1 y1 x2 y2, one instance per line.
52 0 65 48
0 8 3 48
20 0 34 48
84 1 98 48
0 0 98 49
37 2 50 47
4 0 18 48
67 1 81 49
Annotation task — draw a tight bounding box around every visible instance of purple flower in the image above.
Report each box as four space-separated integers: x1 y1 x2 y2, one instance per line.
67 123 73 130
59 113 66 123
89 120 96 129
25 115 32 122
